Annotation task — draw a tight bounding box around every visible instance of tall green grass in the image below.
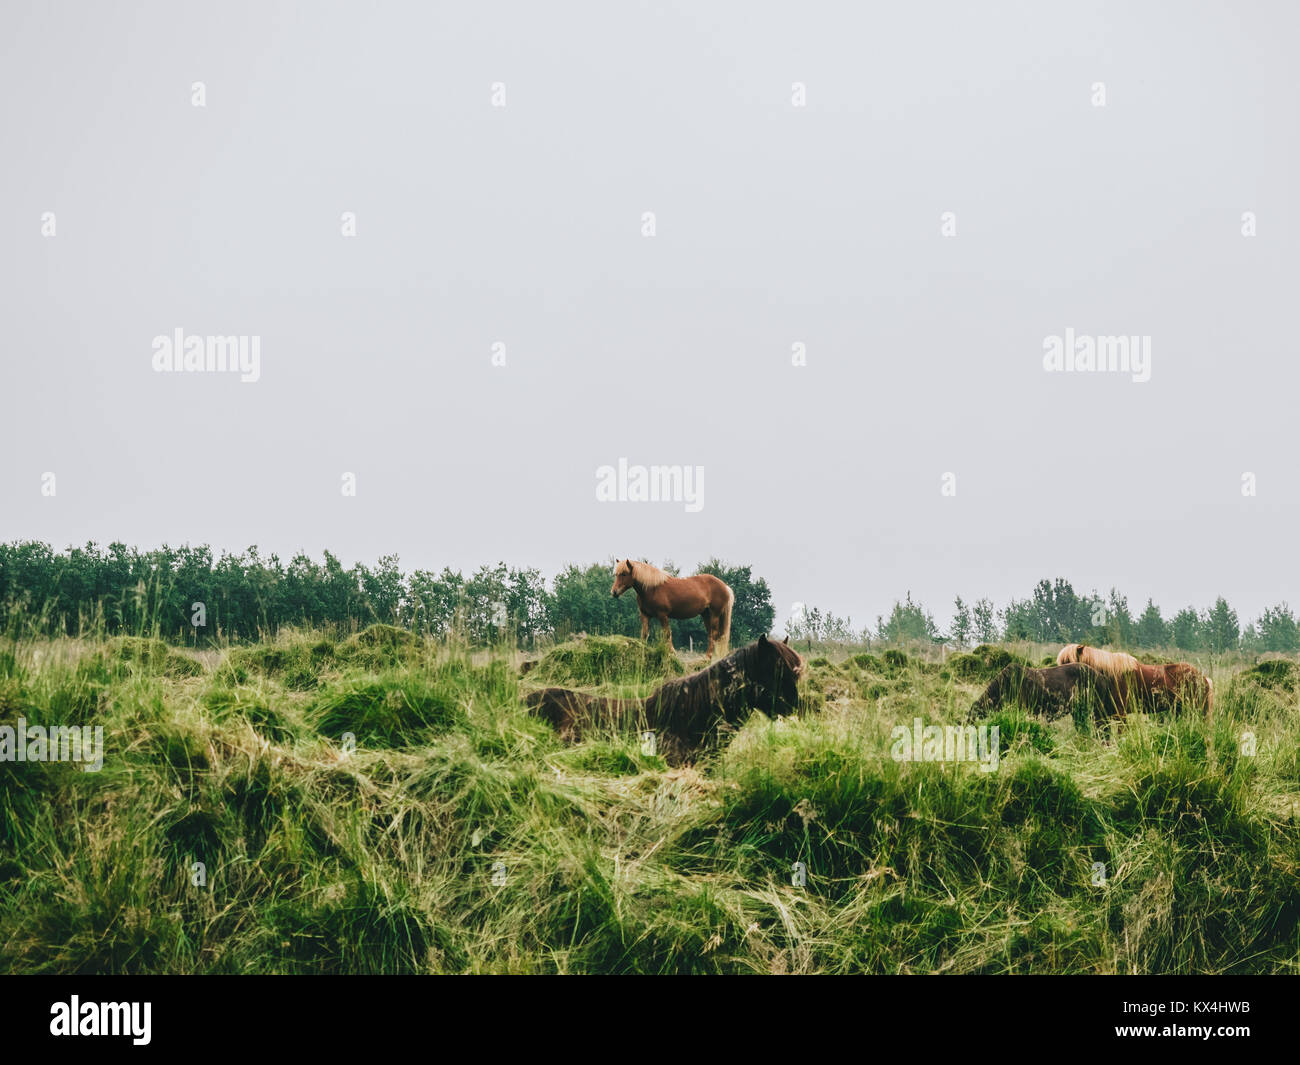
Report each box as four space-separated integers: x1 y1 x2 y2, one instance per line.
0 627 1297 973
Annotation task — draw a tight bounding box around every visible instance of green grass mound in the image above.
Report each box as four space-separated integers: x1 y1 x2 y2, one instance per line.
849 652 884 672
676 740 1108 960
846 650 917 677
221 634 338 690
346 624 420 650
337 625 427 672
948 644 1033 682
980 708 1057 755
308 672 468 747
1228 659 1300 717
203 683 300 744
844 649 940 678
1240 659 1300 693
101 636 204 679
882 649 910 671
527 635 684 687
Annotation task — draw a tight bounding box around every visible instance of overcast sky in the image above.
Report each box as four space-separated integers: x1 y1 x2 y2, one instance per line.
2 1 1297 632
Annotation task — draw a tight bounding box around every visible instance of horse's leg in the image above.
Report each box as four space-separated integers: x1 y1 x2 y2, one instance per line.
661 615 673 650
640 613 649 642
701 609 713 659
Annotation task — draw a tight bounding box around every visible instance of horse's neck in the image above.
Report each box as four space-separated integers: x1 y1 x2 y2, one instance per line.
632 569 666 597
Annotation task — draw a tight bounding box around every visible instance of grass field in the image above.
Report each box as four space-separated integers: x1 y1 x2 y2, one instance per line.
2 625 1299 974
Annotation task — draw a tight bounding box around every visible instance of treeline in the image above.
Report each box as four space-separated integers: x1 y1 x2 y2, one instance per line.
3 542 1295 654
788 578 1300 654
989 579 1298 653
0 542 774 648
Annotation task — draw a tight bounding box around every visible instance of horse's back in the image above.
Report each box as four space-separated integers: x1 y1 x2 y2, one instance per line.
660 572 729 615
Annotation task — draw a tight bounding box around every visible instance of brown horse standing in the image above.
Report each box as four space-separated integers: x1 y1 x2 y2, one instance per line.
611 559 734 659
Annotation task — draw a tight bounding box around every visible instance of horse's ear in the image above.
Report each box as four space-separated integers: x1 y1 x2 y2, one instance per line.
783 636 790 645
758 633 768 644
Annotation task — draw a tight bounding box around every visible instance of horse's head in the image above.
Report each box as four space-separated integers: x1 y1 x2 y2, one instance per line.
611 559 635 598
752 634 804 718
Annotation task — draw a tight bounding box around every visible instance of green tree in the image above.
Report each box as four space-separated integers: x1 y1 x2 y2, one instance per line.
1171 607 1203 651
549 561 640 638
1101 588 1134 646
950 596 972 648
878 592 939 643
462 563 512 644
404 567 465 636
1030 578 1087 642
787 605 854 643
505 566 552 644
1205 597 1240 653
1134 599 1170 648
358 554 404 625
1001 598 1036 641
972 598 998 643
1255 603 1299 653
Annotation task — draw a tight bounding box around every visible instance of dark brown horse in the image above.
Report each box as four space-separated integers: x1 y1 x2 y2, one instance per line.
611 559 734 659
526 634 804 765
969 663 1123 722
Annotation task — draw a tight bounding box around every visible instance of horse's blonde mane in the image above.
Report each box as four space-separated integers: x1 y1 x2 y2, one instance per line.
1058 643 1142 676
628 559 669 589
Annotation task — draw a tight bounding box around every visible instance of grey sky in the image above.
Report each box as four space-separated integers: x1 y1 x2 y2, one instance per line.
2 1 1297 632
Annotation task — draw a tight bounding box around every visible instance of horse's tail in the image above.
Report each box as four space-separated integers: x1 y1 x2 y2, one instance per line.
718 584 735 655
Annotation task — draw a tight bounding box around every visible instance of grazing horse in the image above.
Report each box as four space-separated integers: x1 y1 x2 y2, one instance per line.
1115 662 1214 720
526 635 804 765
611 559 734 659
969 663 1122 722
1056 644 1213 718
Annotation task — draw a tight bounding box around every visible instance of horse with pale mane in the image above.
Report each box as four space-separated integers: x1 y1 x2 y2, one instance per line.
1056 643 1143 673
1056 642 1213 718
611 559 734 659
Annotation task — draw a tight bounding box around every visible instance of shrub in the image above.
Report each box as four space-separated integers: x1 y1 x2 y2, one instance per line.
526 635 684 687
